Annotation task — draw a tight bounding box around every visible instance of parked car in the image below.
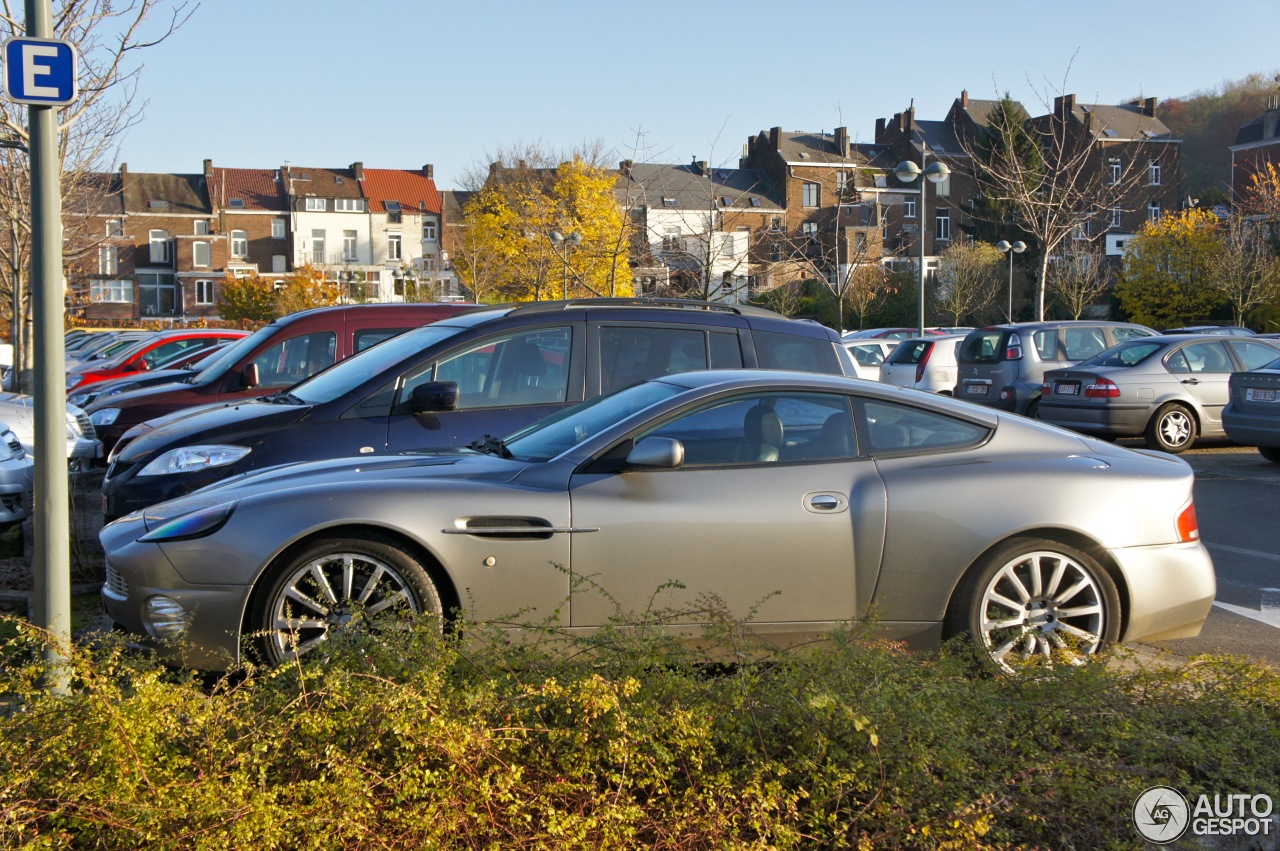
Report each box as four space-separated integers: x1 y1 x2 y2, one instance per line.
0 394 101 471
878 334 965 394
842 339 897 381
85 302 474 457
0 422 33 533
65 331 155 368
1038 335 1280 452
100 369 1216 674
954 321 1157 417
100 299 854 521
65 329 249 393
68 343 233 409
1222 354 1280 463
843 327 946 340
1163 325 1256 336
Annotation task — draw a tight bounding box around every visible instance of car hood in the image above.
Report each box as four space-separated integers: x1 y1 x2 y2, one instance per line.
137 450 529 529
86 375 205 412
117 398 308 462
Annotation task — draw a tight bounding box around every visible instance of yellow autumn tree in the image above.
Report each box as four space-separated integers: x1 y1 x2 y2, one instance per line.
1114 208 1227 328
219 271 278 322
552 158 633 298
275 264 343 316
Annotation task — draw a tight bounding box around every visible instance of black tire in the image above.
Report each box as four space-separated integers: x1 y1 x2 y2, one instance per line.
1144 403 1197 453
945 537 1122 674
250 533 443 665
1023 398 1040 420
1259 445 1280 464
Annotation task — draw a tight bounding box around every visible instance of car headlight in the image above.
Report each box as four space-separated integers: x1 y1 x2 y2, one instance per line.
66 374 84 389
90 408 121 426
137 445 251 477
0 430 18 461
139 500 238 542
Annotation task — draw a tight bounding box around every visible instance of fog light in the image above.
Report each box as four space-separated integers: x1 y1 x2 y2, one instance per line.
144 596 189 639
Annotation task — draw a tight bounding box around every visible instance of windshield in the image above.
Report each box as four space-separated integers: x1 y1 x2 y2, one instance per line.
289 323 471 405
1082 340 1164 368
191 324 282 383
503 380 686 463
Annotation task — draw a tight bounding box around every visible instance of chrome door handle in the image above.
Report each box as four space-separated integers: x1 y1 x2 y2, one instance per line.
809 495 840 511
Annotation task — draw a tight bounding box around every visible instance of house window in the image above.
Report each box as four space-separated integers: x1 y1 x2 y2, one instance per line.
335 198 365 212
98 244 117 275
1148 202 1161 221
769 216 782 232
801 222 819 242
386 201 402 224
835 171 849 194
106 218 124 237
935 208 951 242
1109 158 1122 184
935 174 951 197
193 241 211 268
137 271 177 316
769 242 784 261
1110 206 1123 228
720 233 736 258
343 230 358 261
854 231 867 253
663 226 681 252
904 197 917 219
422 255 436 272
231 230 248 258
195 279 215 305
272 219 286 239
311 229 326 264
272 255 286 273
149 229 170 263
90 279 132 303
193 220 209 236
422 220 437 241
387 232 402 261
305 197 326 212
1148 160 1161 186
802 182 819 207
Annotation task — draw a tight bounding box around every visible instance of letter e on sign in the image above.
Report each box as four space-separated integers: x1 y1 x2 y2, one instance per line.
2 37 78 106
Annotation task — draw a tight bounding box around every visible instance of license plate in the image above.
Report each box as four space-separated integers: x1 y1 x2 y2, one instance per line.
964 384 989 396
1246 388 1277 402
1055 382 1080 396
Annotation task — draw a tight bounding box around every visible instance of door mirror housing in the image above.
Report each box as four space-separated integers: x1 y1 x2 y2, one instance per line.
240 362 260 390
625 436 684 470
411 381 459 413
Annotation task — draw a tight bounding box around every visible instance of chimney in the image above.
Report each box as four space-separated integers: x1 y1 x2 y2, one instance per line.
875 117 886 142
1055 94 1076 116
1143 96 1158 117
350 161 364 181
769 126 781 150
694 159 708 175
423 164 434 179
960 89 969 108
120 163 128 179
834 126 848 154
619 159 633 177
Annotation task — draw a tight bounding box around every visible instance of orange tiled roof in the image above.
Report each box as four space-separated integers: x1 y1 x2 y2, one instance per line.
360 168 441 215
209 167 287 211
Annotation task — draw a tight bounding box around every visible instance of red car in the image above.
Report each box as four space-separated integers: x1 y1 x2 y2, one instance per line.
66 329 249 393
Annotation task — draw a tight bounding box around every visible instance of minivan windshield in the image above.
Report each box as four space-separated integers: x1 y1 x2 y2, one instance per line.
288 323 471 405
191 323 280 384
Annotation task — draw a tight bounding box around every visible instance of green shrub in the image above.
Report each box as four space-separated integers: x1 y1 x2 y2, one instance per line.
0 610 1276 849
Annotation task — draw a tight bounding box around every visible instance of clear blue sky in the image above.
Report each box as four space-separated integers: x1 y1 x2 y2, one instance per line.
116 0 1280 190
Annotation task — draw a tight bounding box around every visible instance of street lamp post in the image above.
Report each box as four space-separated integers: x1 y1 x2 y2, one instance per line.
548 231 582 300
894 145 950 335
996 239 1026 322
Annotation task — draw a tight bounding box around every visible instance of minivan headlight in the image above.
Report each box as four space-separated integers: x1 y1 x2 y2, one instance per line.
90 408 121 426
137 445 251 477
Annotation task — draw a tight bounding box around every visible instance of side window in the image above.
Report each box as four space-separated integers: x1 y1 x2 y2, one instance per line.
708 331 744 369
753 330 841 374
353 328 408 352
1227 341 1280 371
849 344 886 367
141 339 193 369
402 327 572 411
638 392 855 467
1113 326 1153 342
599 326 708 394
1181 341 1232 374
861 399 989 453
251 332 336 388
1032 330 1058 360
1062 327 1107 360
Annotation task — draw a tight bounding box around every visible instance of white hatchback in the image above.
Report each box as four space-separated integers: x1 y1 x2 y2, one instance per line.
879 335 966 394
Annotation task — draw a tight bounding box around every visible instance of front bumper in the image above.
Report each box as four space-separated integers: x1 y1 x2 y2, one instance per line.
1111 540 1216 643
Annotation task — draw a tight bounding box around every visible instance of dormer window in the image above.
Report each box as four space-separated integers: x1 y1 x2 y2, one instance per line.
662 197 678 207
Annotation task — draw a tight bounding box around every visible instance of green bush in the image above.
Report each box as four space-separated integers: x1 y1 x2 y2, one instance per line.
0 610 1276 849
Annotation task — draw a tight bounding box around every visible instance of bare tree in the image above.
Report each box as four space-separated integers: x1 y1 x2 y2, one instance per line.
1046 239 1113 319
0 0 196 389
932 236 1002 325
1209 213 1280 326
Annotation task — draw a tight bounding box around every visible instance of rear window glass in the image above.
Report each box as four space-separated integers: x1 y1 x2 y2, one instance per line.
1033 330 1058 360
753 331 841 374
958 331 1004 363
886 341 929 365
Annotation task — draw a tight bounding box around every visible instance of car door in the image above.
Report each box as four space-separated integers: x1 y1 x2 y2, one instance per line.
566 390 885 630
1167 340 1235 432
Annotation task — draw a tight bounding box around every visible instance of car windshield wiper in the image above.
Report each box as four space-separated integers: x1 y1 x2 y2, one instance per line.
468 434 513 459
264 391 307 405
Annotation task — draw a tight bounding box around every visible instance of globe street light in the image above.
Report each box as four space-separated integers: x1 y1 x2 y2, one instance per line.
894 149 950 335
548 231 582 300
996 239 1026 322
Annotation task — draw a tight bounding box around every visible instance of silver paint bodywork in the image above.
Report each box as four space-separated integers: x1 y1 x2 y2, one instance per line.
101 371 1216 670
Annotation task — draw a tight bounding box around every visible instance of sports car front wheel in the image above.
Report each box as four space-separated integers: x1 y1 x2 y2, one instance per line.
948 537 1122 674
250 534 444 665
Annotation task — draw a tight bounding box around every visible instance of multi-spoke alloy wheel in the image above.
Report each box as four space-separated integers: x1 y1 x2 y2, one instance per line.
1146 403 1196 453
252 535 443 664
949 537 1121 674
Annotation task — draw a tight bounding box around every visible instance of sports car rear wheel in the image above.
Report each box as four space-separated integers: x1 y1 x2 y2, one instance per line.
949 537 1121 674
251 534 443 665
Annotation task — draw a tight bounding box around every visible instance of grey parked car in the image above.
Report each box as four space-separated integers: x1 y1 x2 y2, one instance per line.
1222 354 1280 463
879 334 965 394
0 422 33 532
955 321 1156 417
101 369 1215 674
1038 335 1280 452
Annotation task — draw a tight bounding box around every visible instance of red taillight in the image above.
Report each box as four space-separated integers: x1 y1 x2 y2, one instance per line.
1085 377 1120 398
1005 332 1023 360
1177 501 1199 543
915 344 934 383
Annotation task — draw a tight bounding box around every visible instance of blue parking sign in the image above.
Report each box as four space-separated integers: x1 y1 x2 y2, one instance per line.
3 37 77 106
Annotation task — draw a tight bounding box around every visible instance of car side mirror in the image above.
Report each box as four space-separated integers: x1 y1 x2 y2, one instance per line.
411 381 459 413
241 362 260 389
625 436 684 470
